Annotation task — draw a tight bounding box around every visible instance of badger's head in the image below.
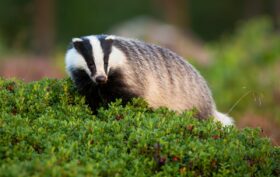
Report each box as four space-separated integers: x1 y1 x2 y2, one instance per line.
65 35 125 85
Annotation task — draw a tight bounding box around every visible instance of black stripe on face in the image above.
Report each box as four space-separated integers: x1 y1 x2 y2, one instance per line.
98 35 113 74
72 38 96 76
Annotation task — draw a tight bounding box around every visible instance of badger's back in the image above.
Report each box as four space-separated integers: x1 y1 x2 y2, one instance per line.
111 37 215 118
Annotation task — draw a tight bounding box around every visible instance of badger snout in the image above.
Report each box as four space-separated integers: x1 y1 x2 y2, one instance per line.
95 75 107 85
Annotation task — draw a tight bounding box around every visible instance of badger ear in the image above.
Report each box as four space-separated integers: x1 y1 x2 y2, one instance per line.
105 35 115 45
72 38 84 53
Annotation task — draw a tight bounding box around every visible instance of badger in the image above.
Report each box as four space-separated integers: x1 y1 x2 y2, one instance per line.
65 34 233 126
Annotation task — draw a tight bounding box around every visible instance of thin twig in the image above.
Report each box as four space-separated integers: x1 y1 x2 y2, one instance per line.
227 90 252 114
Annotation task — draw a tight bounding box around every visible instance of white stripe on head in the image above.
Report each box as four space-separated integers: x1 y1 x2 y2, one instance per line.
65 48 91 78
108 46 126 72
86 36 105 77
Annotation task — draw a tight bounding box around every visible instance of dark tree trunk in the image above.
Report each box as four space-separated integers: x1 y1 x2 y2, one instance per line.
243 0 263 19
153 0 189 29
275 0 280 31
33 0 55 56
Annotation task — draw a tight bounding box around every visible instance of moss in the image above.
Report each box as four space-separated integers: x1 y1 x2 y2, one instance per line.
0 78 279 177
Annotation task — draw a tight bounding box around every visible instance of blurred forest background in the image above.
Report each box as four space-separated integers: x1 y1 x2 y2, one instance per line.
0 0 279 145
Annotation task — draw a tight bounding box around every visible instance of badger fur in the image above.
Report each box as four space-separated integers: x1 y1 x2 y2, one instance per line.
65 34 233 126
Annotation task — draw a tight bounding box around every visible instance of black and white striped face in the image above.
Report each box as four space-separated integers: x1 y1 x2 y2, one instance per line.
65 35 124 85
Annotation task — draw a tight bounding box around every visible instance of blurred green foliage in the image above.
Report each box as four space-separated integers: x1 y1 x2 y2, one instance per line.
200 17 280 122
0 78 279 176
0 0 32 49
0 36 7 55
0 0 276 49
56 0 153 43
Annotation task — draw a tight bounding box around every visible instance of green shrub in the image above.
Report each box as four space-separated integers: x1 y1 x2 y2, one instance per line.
0 78 279 176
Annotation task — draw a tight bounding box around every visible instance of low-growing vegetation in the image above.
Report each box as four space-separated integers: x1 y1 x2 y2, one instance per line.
0 78 279 176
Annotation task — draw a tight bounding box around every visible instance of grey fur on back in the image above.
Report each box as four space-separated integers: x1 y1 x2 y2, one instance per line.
111 36 215 118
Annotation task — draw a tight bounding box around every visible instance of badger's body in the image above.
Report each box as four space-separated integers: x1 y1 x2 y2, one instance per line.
65 34 233 126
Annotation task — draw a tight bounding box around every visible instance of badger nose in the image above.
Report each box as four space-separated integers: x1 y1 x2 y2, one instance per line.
95 75 107 85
